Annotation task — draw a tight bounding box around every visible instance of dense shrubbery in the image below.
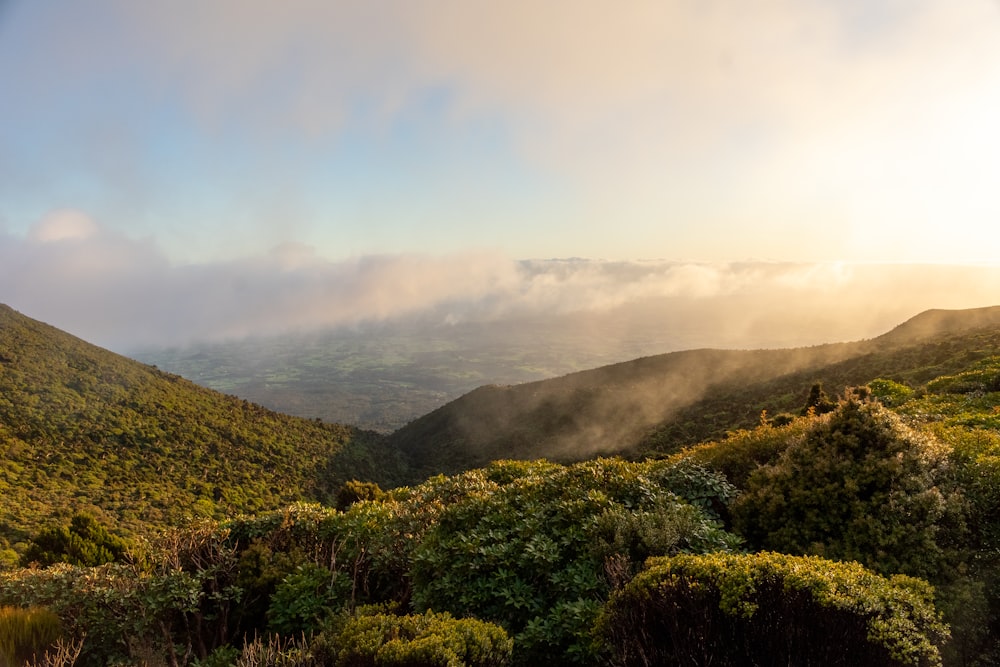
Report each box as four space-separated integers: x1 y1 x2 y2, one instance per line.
319 608 513 667
0 459 740 666
1 432 971 665
410 459 740 664
20 514 130 568
1 388 987 665
675 371 1000 666
731 397 965 581
600 552 948 667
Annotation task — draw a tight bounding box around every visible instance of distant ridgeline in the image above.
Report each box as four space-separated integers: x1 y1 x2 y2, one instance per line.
390 305 1000 478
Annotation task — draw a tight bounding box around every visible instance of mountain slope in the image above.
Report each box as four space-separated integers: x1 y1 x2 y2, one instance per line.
878 305 1000 344
389 306 1000 479
0 304 399 554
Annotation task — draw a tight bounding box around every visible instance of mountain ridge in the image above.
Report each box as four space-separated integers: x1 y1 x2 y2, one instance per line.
389 305 1000 478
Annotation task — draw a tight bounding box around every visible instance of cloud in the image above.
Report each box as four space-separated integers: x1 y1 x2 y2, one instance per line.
28 209 100 242
4 212 1000 353
4 2 999 263
51 1 997 172
113 3 1000 145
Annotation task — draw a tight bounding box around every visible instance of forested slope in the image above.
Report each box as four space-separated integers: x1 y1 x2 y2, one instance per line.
0 304 400 559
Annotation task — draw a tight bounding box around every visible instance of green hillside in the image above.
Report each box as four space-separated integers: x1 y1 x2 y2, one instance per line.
390 306 1000 479
0 304 401 561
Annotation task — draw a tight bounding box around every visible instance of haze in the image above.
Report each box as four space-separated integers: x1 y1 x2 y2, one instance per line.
2 1 1000 352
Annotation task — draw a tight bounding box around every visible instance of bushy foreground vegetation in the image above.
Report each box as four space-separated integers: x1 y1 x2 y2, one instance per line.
601 552 947 666
0 437 967 666
677 362 1000 665
0 458 743 666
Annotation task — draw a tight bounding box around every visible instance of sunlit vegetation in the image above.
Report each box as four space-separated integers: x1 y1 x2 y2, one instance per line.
668 358 1000 665
20 514 130 568
0 305 403 561
600 552 948 667
0 458 741 666
7 304 1000 664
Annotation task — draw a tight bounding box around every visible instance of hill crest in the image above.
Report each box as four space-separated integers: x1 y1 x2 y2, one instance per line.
389 305 1000 478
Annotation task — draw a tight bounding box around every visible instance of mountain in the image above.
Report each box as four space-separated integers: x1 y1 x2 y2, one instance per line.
6 300 1000 550
877 305 1000 343
0 304 400 555
389 305 1000 479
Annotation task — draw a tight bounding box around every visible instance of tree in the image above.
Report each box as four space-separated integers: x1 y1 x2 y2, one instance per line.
801 382 836 415
20 514 129 568
599 552 948 667
335 480 384 511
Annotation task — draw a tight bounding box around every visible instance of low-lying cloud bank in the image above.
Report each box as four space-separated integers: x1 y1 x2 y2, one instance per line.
3 213 1000 353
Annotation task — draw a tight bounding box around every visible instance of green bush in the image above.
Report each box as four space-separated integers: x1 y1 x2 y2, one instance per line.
869 379 915 406
732 398 965 581
324 609 512 667
411 458 740 666
336 481 384 511
20 514 130 568
268 563 349 635
677 416 812 489
0 606 62 666
927 357 1000 395
599 552 949 667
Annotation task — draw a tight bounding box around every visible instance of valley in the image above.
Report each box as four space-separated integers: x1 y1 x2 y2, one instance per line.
4 303 1000 665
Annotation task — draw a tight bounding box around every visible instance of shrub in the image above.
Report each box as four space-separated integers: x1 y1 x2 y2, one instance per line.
20 514 130 568
336 481 384 511
323 609 512 667
268 563 349 635
927 357 1000 395
869 379 915 406
599 552 949 667
732 398 965 581
676 416 812 489
411 458 740 666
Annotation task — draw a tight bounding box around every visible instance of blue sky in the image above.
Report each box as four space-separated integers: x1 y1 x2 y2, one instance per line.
2 1 1000 349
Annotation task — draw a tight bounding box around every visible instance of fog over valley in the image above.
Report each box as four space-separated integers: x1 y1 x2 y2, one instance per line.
4 212 999 356
6 215 997 429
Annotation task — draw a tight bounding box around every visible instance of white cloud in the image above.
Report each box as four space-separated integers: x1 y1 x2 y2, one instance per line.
4 2 1000 263
3 213 1000 352
28 209 100 242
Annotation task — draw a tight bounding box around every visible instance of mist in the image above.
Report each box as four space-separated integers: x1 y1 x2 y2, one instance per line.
3 214 1000 355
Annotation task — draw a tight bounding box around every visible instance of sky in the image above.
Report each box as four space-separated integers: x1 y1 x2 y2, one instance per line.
2 1 1000 350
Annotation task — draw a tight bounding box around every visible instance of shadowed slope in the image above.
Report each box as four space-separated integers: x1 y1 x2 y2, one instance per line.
390 306 1000 480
